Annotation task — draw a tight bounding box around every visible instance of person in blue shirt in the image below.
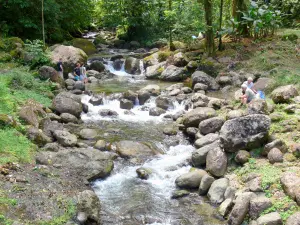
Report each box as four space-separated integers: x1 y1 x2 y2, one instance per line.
74 63 81 81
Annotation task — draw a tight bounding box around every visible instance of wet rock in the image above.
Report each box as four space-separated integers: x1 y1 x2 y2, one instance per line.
149 107 166 116
120 98 134 110
53 130 77 147
82 103 89 113
186 127 199 138
271 85 298 104
80 129 98 140
27 126 51 147
155 96 173 110
192 141 220 167
228 192 256 225
220 114 271 152
52 92 83 118
123 90 137 103
168 89 183 96
199 174 215 195
77 190 101 225
145 62 166 79
175 169 207 189
89 96 103 106
99 109 118 117
207 178 229 204
172 110 185 121
248 99 269 115
286 212 300 225
235 150 250 165
137 90 150 105
194 83 208 92
60 113 78 124
268 148 283 164
280 172 300 201
116 141 155 159
182 107 216 128
94 140 106 151
140 85 161 95
163 126 178 135
136 167 152 180
173 52 189 67
113 59 123 70
263 139 288 156
194 133 219 148
218 198 234 217
160 65 186 82
125 57 140 74
124 110 135 116
206 147 227 177
192 71 220 90
199 117 225 135
249 196 272 219
73 81 85 91
171 190 190 199
256 212 282 225
89 60 105 72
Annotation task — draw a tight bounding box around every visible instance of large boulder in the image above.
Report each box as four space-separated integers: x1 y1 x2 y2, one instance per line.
249 196 272 220
207 178 229 204
115 141 155 159
19 100 46 128
191 71 220 90
199 174 215 195
175 169 207 189
52 92 83 118
125 57 140 74
72 38 97 55
286 212 300 225
50 45 87 74
194 133 219 148
60 113 78 124
89 60 105 72
192 141 220 167
137 90 150 105
206 147 227 177
120 99 134 110
271 85 298 104
173 52 189 67
199 117 225 135
160 65 186 82
145 62 166 79
38 66 61 83
220 114 271 152
155 96 174 110
53 130 77 147
182 107 216 128
280 172 300 201
143 52 159 67
248 99 269 115
27 126 51 147
268 148 283 164
256 212 283 225
40 119 64 140
76 190 101 225
228 192 256 225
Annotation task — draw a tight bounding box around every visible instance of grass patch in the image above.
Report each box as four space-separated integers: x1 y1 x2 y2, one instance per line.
0 215 13 225
0 128 34 165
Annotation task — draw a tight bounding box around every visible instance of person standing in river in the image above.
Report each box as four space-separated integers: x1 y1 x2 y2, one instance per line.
57 58 64 79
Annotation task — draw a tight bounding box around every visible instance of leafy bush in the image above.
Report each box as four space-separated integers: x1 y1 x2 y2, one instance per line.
23 40 50 69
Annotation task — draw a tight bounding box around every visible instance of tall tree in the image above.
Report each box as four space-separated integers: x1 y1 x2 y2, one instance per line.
203 0 215 56
232 0 248 35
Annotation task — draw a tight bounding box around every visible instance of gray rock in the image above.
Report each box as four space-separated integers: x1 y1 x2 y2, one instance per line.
194 133 219 148
263 139 288 156
284 104 297 114
271 85 298 104
140 84 161 95
136 167 152 180
60 113 78 124
89 96 103 106
219 198 234 217
82 104 89 113
168 88 183 96
191 93 209 103
47 113 61 121
182 87 192 94
206 147 227 177
199 117 225 135
80 129 98 140
173 52 189 67
247 177 263 192
94 140 106 151
224 186 236 200
268 148 283 164
182 107 216 128
53 130 77 147
199 174 215 195
163 126 178 135
173 110 185 121
65 79 76 87
175 169 207 189
27 126 51 147
220 114 271 152
155 96 174 110
42 142 60 152
123 90 137 103
249 196 272 219
160 65 186 82
73 81 85 91
235 150 250 165
39 66 59 81
256 212 282 225
228 192 256 225
192 71 220 90
99 109 118 117
77 190 101 224
186 127 199 138
52 92 83 118
248 99 269 115
194 83 208 92
116 140 155 159
207 178 229 204
145 62 166 79
280 172 300 201
120 98 134 110
192 141 220 167
227 110 244 120
171 190 190 199
137 90 150 105
41 119 64 140
286 212 300 225
149 107 166 116
125 57 140 74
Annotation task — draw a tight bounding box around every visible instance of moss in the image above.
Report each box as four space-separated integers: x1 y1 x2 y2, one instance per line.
158 51 171 62
72 38 97 55
281 33 298 42
198 59 221 77
172 41 186 50
0 52 12 62
94 37 107 46
116 25 129 41
6 37 24 51
157 67 164 74
284 153 297 162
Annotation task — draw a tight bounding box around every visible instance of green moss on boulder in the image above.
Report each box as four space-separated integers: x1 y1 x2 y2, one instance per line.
172 41 186 50
0 52 12 62
72 38 97 55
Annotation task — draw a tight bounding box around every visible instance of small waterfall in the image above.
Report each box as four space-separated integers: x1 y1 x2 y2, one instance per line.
139 60 145 76
104 61 129 76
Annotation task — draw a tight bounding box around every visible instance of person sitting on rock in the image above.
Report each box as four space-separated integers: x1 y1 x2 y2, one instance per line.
74 63 81 81
240 83 256 104
80 63 88 84
243 77 257 94
57 58 64 79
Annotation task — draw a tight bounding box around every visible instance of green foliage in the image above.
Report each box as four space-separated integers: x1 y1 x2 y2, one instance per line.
0 215 13 225
0 128 34 165
23 40 50 69
270 0 300 26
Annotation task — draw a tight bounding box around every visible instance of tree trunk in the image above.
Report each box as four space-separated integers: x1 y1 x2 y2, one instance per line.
203 0 215 56
169 0 175 51
232 0 248 36
218 0 224 51
42 0 45 45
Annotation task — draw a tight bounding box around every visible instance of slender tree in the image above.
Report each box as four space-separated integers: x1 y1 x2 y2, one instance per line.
42 0 45 45
168 0 175 51
232 0 248 35
218 0 224 50
203 0 215 56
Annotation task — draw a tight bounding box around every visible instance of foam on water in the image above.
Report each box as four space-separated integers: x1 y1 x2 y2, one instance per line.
105 61 129 76
81 95 187 123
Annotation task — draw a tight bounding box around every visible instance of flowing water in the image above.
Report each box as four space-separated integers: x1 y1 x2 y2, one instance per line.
82 41 226 225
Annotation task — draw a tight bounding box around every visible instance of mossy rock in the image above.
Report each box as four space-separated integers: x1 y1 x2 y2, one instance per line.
0 52 12 62
94 37 107 46
10 48 24 59
6 37 24 51
281 33 298 42
0 39 5 50
172 41 186 50
72 38 97 55
158 51 172 62
198 58 221 77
